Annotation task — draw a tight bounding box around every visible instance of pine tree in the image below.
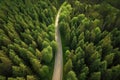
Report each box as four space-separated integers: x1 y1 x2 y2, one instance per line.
9 49 23 65
104 53 115 66
27 75 37 80
79 66 89 80
12 63 30 77
90 72 101 80
39 65 49 78
50 40 57 54
0 55 12 76
66 70 78 80
42 45 53 63
111 65 120 80
64 59 73 74
30 58 41 75
71 36 77 49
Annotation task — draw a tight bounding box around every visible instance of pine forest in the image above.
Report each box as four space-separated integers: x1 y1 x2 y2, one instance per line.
0 0 120 80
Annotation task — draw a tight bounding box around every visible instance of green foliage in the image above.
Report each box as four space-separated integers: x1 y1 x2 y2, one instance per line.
79 73 86 80
111 65 120 80
35 49 42 60
66 70 78 80
106 0 120 9
42 46 53 63
90 72 101 80
99 60 107 72
0 75 6 80
9 49 23 65
64 59 73 74
60 1 120 80
0 53 12 76
8 77 25 80
104 53 115 66
39 65 49 78
30 58 41 75
12 63 30 77
79 66 89 80
0 0 120 80
27 75 37 80
50 40 57 54
0 0 57 79
71 36 77 49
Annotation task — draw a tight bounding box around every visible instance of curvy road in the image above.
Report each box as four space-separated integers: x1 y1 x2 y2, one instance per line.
52 8 63 80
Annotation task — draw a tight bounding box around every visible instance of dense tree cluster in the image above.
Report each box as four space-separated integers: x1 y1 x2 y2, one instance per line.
0 0 120 80
0 0 57 80
59 0 120 80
